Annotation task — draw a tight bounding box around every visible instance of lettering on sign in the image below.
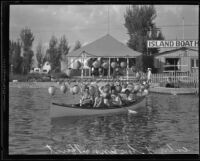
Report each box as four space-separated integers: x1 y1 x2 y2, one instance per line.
147 40 199 48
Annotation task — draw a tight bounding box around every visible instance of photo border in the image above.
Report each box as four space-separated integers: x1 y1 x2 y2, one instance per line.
1 0 199 160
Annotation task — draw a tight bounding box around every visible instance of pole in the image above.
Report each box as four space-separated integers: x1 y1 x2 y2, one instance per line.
127 58 129 82
182 17 185 40
81 52 84 79
108 57 111 78
107 6 110 34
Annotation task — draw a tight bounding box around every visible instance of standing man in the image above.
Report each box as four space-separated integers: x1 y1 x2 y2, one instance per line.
147 68 152 84
91 66 95 78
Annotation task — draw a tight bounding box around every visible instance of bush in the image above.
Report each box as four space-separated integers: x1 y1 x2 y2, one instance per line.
9 74 28 82
26 73 51 82
51 72 68 79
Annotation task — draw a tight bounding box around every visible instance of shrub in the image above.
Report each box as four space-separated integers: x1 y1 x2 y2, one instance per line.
26 73 51 82
51 72 68 79
9 74 28 82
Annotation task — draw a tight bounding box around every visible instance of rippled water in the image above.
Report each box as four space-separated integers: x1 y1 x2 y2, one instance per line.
9 87 199 154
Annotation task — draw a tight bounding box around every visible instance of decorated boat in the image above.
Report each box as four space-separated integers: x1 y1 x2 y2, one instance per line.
50 96 146 118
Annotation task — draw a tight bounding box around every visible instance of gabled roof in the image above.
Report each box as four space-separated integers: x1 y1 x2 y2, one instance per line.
67 34 142 57
154 47 198 57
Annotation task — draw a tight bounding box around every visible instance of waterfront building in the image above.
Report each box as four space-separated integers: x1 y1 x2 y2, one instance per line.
154 47 198 73
61 34 142 77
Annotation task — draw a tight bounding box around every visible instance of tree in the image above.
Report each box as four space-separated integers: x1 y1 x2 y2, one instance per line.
20 27 34 74
124 5 165 71
9 40 23 74
58 35 70 72
45 35 60 72
73 40 82 51
9 40 14 72
58 35 70 60
36 42 44 68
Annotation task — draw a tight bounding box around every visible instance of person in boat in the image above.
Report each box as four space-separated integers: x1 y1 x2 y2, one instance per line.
121 83 128 93
110 82 116 92
119 89 131 105
93 91 104 108
80 86 93 107
110 88 122 106
127 93 137 103
99 84 112 107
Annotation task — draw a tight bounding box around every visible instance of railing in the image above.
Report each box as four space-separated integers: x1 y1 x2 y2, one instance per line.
151 71 199 89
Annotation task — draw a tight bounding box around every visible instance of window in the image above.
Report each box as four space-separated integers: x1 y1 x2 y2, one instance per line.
164 58 179 71
191 59 194 68
191 59 199 68
196 59 199 67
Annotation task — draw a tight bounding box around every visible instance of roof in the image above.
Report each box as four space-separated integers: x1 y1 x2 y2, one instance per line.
154 47 198 57
67 34 142 57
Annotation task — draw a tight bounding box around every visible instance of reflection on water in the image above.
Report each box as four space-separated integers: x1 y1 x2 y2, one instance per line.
9 87 199 154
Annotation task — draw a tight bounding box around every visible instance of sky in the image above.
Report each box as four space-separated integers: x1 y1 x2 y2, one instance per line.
10 5 199 65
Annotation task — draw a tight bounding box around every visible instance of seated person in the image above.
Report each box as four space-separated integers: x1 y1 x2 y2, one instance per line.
80 87 93 106
127 93 137 102
110 89 122 106
121 83 128 93
166 77 174 88
122 89 136 104
93 91 104 108
103 97 112 107
110 83 115 91
120 89 131 105
99 85 112 107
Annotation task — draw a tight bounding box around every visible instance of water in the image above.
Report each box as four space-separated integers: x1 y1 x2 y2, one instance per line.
9 87 199 154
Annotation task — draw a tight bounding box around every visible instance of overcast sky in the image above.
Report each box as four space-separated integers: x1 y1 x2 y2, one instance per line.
10 5 199 55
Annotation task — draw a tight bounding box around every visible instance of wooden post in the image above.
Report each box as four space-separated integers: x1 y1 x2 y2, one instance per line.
81 52 84 79
127 57 129 82
108 57 111 78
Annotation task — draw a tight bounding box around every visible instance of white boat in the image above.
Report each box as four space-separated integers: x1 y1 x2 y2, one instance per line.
149 86 197 95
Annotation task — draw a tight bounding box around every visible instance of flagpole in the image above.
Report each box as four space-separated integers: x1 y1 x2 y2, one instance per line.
182 17 185 40
107 6 110 34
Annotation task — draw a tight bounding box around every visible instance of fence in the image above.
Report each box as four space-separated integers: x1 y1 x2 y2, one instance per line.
151 71 199 89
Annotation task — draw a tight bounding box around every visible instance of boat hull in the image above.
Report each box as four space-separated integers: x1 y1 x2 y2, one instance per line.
50 97 146 118
149 87 197 95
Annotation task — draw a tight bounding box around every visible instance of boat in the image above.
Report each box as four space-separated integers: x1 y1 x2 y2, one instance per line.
50 96 146 118
149 86 198 95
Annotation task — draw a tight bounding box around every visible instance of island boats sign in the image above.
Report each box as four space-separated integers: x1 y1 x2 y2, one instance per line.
147 40 199 48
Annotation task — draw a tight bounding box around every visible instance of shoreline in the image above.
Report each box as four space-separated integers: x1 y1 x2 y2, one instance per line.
9 82 60 88
9 82 198 95
9 81 109 89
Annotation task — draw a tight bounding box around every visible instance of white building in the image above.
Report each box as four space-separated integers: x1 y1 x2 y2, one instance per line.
42 61 51 73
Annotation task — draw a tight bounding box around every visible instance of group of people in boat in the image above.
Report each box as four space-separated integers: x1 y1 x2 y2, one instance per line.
80 81 149 108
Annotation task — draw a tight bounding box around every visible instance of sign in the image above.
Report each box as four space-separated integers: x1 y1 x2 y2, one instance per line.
147 40 199 48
